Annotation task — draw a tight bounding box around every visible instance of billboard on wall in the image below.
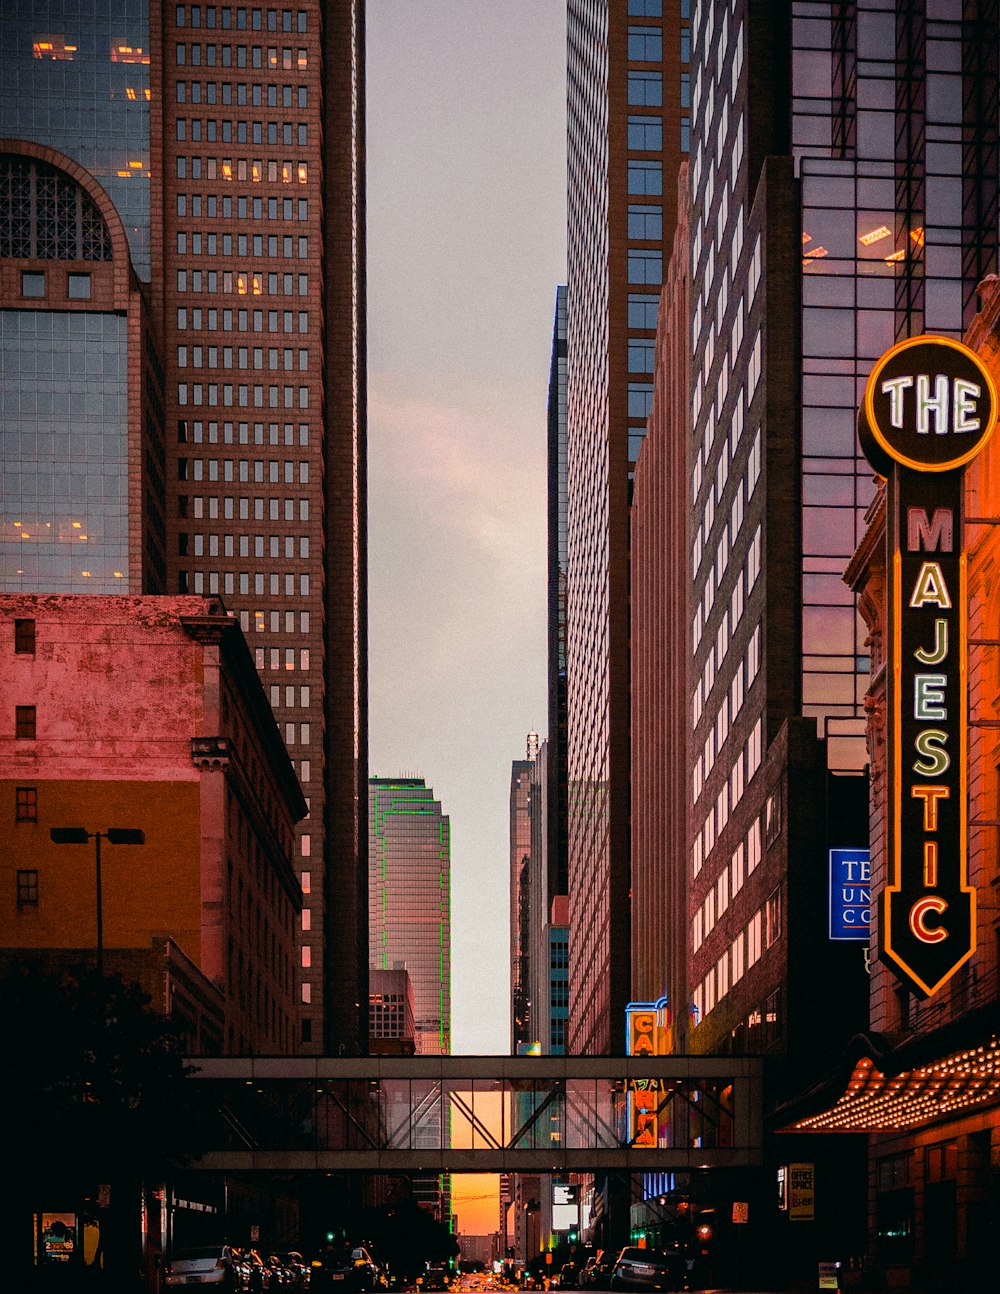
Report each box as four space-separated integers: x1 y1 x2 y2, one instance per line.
829 848 871 941
857 335 998 997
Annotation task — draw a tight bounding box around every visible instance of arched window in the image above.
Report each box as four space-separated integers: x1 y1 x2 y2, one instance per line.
0 154 112 260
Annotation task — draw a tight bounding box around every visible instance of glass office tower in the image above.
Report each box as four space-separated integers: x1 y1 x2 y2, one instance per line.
368 777 451 1056
685 0 998 1059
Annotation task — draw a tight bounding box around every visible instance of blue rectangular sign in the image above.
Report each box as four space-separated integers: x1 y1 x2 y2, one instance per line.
829 848 871 941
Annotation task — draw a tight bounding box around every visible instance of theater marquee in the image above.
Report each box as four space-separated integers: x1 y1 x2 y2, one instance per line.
858 336 998 998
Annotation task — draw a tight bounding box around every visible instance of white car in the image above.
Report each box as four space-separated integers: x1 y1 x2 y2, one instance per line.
165 1246 238 1290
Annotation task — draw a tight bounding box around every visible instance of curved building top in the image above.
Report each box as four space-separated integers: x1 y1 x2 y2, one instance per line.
0 1 151 278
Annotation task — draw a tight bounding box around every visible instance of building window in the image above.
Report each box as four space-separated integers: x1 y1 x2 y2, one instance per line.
16 787 38 822
14 619 36 654
766 887 782 947
67 272 92 299
628 70 662 106
627 160 663 196
15 706 36 739
628 248 663 285
628 203 663 240
21 271 45 298
1 156 112 261
628 293 659 329
627 26 662 61
628 338 656 373
17 869 38 906
628 382 654 418
627 115 663 151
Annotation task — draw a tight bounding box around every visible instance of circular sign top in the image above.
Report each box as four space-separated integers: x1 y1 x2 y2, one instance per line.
859 334 998 474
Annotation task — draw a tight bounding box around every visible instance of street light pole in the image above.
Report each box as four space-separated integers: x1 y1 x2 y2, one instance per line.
50 827 146 978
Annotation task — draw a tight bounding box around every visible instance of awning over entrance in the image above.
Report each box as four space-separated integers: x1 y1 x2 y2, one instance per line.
775 1009 1000 1134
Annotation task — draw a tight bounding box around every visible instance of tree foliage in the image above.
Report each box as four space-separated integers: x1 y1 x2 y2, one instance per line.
0 961 206 1195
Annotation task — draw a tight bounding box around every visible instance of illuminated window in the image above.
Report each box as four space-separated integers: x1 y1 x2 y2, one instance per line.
17 869 38 905
33 36 77 60
110 42 150 64
16 787 38 822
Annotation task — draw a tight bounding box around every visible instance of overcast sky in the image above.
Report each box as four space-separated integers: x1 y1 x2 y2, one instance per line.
366 0 567 1064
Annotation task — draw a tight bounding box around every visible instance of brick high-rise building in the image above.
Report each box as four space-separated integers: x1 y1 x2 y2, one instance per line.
565 0 689 1055
0 1 368 1054
629 163 690 1018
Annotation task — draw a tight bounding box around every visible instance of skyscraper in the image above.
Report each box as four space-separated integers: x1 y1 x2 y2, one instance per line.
0 1 368 1054
368 777 451 1056
565 0 689 1054
546 285 569 907
509 732 538 1051
684 0 998 1069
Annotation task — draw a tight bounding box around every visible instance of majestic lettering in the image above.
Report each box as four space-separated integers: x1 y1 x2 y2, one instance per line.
909 561 952 608
907 507 953 553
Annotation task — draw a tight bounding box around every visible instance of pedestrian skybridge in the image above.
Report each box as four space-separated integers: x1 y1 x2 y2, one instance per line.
190 1055 763 1173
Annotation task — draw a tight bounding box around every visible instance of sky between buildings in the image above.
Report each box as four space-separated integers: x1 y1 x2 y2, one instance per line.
367 0 567 1077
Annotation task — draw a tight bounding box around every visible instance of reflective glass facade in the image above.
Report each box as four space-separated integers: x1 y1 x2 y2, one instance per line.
368 778 451 1056
0 310 128 593
685 0 999 1050
0 1 152 277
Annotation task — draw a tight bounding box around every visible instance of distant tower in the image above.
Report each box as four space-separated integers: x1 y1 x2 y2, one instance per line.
368 777 451 1055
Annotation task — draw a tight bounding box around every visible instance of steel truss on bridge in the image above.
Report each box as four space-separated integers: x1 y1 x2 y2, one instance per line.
190 1055 763 1173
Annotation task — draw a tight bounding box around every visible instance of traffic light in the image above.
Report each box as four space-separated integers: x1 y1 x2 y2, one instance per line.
568 1231 578 1244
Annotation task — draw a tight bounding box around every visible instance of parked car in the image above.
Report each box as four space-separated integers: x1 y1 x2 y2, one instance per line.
241 1249 272 1292
312 1247 383 1293
281 1252 311 1290
418 1266 452 1292
165 1245 239 1291
580 1254 614 1290
609 1248 683 1293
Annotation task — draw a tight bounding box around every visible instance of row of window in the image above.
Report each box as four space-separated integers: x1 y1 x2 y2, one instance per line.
176 156 308 183
178 346 309 371
184 493 310 521
177 382 310 408
693 623 760 801
180 457 309 481
177 307 309 334
177 194 307 221
177 232 308 259
19 271 92 300
180 419 308 445
175 6 308 32
254 646 310 673
692 887 781 1023
693 820 762 952
182 568 311 598
176 43 308 70
177 118 308 146
177 268 309 296
692 715 763 878
176 81 308 107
